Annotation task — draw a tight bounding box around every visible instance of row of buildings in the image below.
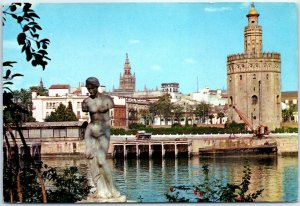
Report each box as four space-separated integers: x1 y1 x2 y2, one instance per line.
31 4 297 130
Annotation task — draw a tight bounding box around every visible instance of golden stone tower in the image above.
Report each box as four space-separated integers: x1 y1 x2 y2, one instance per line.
227 4 281 131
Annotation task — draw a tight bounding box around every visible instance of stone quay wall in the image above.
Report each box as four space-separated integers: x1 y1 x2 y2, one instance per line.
6 133 297 157
190 133 298 156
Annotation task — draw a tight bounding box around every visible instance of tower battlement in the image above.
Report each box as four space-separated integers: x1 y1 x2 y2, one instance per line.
227 52 280 62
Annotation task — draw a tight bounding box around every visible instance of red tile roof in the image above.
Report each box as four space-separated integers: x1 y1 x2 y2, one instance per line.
49 84 70 89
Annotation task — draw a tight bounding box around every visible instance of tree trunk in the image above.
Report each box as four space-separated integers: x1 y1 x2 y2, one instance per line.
4 132 14 203
14 122 48 203
6 125 22 203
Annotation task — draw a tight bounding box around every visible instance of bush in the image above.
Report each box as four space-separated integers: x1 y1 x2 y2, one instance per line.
274 127 298 133
165 164 263 203
111 125 249 136
3 161 91 203
128 123 146 130
171 123 182 128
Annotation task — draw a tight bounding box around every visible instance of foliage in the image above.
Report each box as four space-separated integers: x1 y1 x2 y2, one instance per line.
150 94 173 125
195 102 210 123
217 112 225 123
225 121 246 132
3 161 91 203
165 164 263 203
3 3 51 70
45 102 77 122
274 127 298 133
11 89 36 122
282 104 297 122
128 123 146 130
172 105 184 124
111 125 248 135
139 109 152 126
30 86 48 96
44 166 92 203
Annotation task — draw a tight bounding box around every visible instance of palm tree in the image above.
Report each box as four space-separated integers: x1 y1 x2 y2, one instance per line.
208 114 214 124
195 102 210 124
217 112 225 124
172 104 184 125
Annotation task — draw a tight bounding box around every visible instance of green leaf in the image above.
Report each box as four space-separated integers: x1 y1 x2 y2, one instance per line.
36 41 41 49
23 25 30 32
17 16 23 23
23 3 31 12
4 69 11 79
10 5 17 12
3 61 17 67
26 47 33 61
29 12 40 19
17 32 26 45
11 73 24 79
3 82 14 85
11 14 18 19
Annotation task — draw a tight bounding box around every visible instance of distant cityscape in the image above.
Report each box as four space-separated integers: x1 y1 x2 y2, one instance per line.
23 4 299 130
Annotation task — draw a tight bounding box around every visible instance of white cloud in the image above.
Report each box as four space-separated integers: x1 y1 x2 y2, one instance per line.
3 40 19 50
150 65 161 71
240 2 251 9
204 7 231 12
184 58 198 64
129 39 140 44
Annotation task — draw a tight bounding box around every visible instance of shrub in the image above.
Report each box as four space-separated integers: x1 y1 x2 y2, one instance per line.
128 123 146 130
165 164 263 203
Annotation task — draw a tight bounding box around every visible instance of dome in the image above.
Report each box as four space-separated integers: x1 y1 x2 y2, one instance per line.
247 4 259 17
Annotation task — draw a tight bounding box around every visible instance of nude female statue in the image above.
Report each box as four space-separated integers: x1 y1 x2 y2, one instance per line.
82 77 123 200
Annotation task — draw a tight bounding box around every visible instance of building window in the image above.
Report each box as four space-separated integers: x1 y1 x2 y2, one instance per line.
240 75 242 80
252 95 258 105
266 74 269 79
253 74 256 79
254 87 255 91
230 96 233 106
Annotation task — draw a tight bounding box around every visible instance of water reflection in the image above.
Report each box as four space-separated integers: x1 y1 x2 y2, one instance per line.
41 155 298 203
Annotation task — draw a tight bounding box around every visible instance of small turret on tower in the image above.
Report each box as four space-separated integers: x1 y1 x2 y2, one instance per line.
244 3 262 54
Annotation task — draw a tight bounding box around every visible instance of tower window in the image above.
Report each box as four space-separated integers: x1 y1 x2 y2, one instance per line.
230 96 233 106
252 21 255 23
254 87 255 91
266 74 269 79
253 74 256 79
252 95 258 105
240 75 242 80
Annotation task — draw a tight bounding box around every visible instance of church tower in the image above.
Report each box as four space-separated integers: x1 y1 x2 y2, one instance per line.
227 4 281 131
113 53 136 96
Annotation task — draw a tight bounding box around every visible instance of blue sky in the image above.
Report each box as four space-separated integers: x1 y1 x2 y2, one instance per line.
3 2 298 93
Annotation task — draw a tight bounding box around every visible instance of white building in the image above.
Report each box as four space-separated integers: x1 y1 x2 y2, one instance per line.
32 84 117 123
190 87 227 106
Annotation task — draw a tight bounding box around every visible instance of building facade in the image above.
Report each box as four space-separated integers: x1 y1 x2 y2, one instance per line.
32 85 127 127
227 4 281 131
113 53 136 96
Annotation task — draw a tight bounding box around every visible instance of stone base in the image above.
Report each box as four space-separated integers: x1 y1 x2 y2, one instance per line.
78 195 127 203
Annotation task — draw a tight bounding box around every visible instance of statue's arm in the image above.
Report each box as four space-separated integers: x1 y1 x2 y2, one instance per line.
82 99 89 112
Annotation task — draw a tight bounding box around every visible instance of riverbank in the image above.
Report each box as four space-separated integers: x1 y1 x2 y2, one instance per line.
25 133 298 158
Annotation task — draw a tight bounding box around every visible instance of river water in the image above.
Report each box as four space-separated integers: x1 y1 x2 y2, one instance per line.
42 155 298 203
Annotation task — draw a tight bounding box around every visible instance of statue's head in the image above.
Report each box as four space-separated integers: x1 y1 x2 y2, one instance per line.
85 77 100 96
86 77 100 87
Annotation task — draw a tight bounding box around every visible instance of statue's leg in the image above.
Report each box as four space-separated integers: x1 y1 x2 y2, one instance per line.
84 125 96 159
97 132 121 198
